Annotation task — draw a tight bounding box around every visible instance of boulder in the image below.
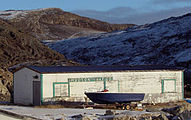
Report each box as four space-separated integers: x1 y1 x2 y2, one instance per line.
182 103 191 111
56 118 65 120
105 110 116 115
71 114 91 120
0 69 12 101
173 110 191 120
71 114 83 119
162 106 185 116
152 114 169 120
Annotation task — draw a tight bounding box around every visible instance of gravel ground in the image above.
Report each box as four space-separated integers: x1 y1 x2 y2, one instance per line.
0 113 21 120
0 105 125 120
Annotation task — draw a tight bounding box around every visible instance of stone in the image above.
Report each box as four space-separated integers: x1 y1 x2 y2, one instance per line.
151 114 169 120
82 116 91 120
112 115 131 120
162 106 185 116
176 110 191 120
182 103 191 111
71 114 83 119
105 110 116 115
56 118 65 120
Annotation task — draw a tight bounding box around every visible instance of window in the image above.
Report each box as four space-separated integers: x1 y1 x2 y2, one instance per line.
53 82 69 97
162 79 176 93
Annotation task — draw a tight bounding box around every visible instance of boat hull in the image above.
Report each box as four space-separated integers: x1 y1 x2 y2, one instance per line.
85 92 145 104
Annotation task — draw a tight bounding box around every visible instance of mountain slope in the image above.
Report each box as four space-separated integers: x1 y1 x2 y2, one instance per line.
0 18 75 101
47 13 191 68
0 18 72 68
0 8 134 40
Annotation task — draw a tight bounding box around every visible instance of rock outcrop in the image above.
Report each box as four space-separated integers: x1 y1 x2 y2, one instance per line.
0 69 12 101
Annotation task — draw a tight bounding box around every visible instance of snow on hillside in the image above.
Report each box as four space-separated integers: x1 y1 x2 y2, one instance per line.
46 13 191 68
0 8 50 20
0 10 28 20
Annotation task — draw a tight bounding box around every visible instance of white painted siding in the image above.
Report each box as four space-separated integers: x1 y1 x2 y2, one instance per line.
164 80 175 92
42 70 183 103
14 68 40 105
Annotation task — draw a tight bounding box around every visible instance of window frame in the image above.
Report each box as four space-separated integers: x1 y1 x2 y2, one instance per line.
53 82 70 97
161 79 176 93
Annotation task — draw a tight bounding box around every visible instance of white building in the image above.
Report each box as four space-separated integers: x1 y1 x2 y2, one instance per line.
13 66 184 105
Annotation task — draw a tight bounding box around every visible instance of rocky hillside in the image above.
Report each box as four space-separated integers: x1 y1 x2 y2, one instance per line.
47 13 191 82
0 8 133 102
0 18 74 68
0 8 134 40
0 18 76 101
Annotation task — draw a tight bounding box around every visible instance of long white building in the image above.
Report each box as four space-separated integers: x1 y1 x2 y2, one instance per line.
13 66 184 105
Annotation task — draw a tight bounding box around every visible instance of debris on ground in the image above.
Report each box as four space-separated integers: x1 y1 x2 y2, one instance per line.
0 101 190 120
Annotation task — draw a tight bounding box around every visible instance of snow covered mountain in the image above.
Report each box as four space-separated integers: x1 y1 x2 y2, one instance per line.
46 13 191 71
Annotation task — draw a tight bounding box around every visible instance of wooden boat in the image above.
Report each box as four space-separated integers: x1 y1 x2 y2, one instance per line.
84 92 145 104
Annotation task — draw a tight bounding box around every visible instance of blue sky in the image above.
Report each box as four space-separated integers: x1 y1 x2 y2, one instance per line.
0 0 190 11
1 0 191 24
1 0 146 11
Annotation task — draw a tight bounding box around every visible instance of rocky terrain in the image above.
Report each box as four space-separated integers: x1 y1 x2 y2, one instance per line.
47 13 191 83
0 18 73 68
0 18 77 101
0 101 190 120
0 8 134 40
78 102 191 120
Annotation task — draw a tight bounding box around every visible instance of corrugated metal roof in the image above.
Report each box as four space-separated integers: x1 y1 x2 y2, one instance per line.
25 65 183 73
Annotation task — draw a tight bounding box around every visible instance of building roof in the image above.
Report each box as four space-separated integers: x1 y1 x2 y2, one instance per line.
20 65 184 73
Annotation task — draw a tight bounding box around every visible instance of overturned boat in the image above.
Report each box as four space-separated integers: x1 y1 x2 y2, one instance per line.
85 92 145 104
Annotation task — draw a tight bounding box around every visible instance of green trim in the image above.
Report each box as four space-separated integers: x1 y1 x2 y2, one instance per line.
104 80 106 90
68 82 70 97
68 77 113 82
161 79 176 93
53 82 69 97
66 77 116 96
104 80 120 92
161 80 164 93
54 82 68 84
40 74 43 104
68 77 113 94
53 83 55 97
182 71 184 99
118 80 120 92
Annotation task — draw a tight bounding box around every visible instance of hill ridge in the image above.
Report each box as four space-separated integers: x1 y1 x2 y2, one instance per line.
47 12 191 69
0 8 134 40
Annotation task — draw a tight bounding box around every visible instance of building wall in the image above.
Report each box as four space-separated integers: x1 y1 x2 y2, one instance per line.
14 68 40 105
42 70 183 103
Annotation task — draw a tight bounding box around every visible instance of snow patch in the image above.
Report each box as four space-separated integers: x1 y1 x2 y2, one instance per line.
0 10 28 20
46 13 191 67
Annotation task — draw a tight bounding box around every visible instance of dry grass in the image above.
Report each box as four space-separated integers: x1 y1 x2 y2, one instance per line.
34 103 116 109
144 100 187 109
35 104 66 109
34 101 189 110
